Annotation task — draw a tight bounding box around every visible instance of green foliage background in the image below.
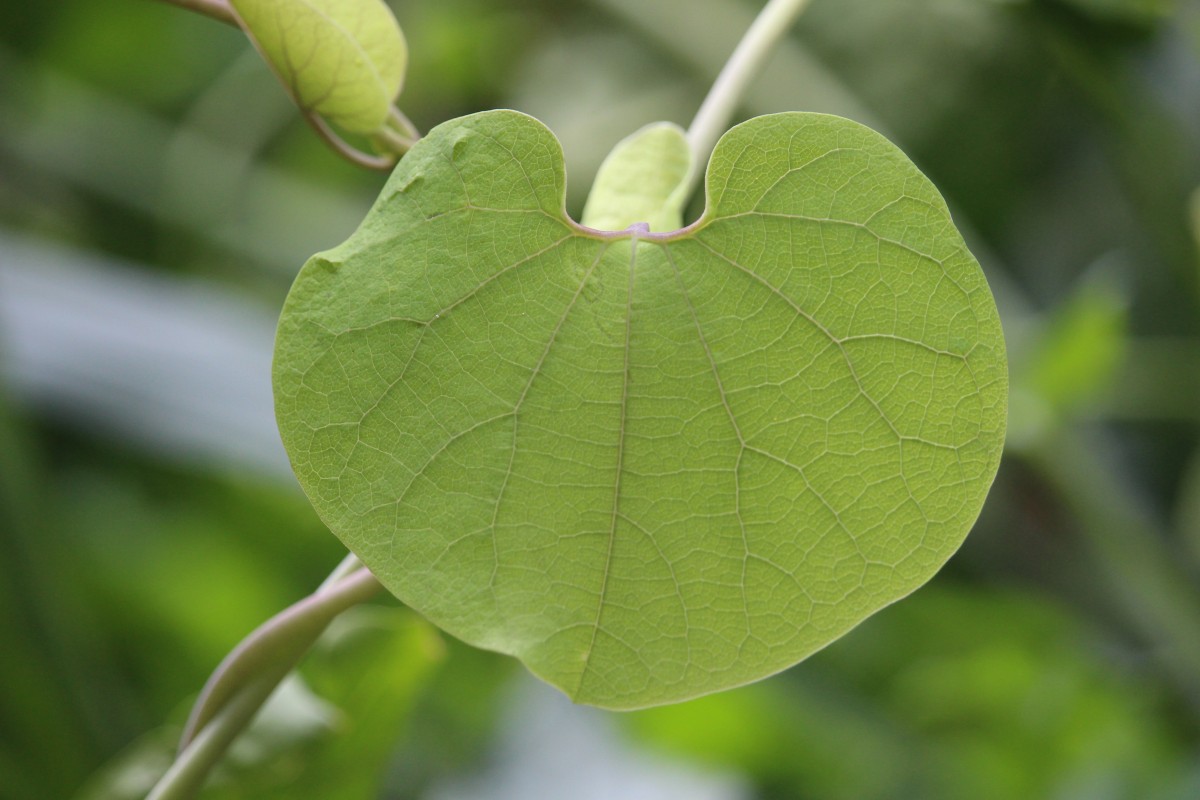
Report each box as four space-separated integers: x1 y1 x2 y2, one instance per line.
1 0 1199 797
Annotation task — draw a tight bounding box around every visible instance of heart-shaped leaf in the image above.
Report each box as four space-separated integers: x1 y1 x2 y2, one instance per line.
274 110 1007 709
231 0 407 134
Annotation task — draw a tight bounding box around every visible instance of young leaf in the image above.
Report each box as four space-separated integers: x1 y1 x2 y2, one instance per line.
581 121 692 233
230 0 407 134
273 110 1007 710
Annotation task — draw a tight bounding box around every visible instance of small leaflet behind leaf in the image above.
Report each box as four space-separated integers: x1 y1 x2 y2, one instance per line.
274 110 1008 710
231 0 407 134
581 122 692 233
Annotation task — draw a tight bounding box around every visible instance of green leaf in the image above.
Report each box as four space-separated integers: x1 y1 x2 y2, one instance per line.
274 110 1007 709
231 0 407 134
581 121 691 233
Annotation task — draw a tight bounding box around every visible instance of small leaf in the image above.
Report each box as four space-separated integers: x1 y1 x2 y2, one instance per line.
274 110 1008 709
231 0 407 134
581 122 692 233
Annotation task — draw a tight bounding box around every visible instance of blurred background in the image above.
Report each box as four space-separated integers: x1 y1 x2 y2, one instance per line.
2 0 1200 797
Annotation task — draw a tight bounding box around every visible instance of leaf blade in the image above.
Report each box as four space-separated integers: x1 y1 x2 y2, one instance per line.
274 110 1007 709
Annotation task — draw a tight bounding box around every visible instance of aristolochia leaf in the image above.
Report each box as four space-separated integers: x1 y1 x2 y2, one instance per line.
273 110 1007 709
231 0 406 134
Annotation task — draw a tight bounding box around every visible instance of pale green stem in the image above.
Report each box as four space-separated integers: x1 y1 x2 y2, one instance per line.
388 106 422 143
302 111 398 172
179 563 379 747
150 0 239 28
684 0 814 198
147 565 382 800
146 674 285 800
373 124 418 159
318 551 364 592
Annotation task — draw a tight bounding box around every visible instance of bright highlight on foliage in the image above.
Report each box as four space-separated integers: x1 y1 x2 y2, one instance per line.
230 0 407 134
273 109 1007 709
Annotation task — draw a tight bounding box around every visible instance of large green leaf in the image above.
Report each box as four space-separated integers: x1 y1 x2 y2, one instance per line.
231 0 406 134
274 110 1007 709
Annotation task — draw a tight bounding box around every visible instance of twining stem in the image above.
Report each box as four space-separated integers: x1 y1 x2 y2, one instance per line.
389 107 422 142
318 551 366 592
684 0 814 198
146 674 285 800
302 111 401 172
179 561 378 746
373 124 419 160
151 0 239 28
145 563 382 800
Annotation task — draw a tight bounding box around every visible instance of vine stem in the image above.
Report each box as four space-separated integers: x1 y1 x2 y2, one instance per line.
145 562 382 800
388 106 422 142
301 110 400 172
684 0 815 198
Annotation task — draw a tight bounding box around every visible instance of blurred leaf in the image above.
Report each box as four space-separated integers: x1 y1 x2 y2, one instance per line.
231 0 407 134
274 109 1006 709
390 639 513 795
1009 272 1128 448
1024 274 1128 413
225 675 341 767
